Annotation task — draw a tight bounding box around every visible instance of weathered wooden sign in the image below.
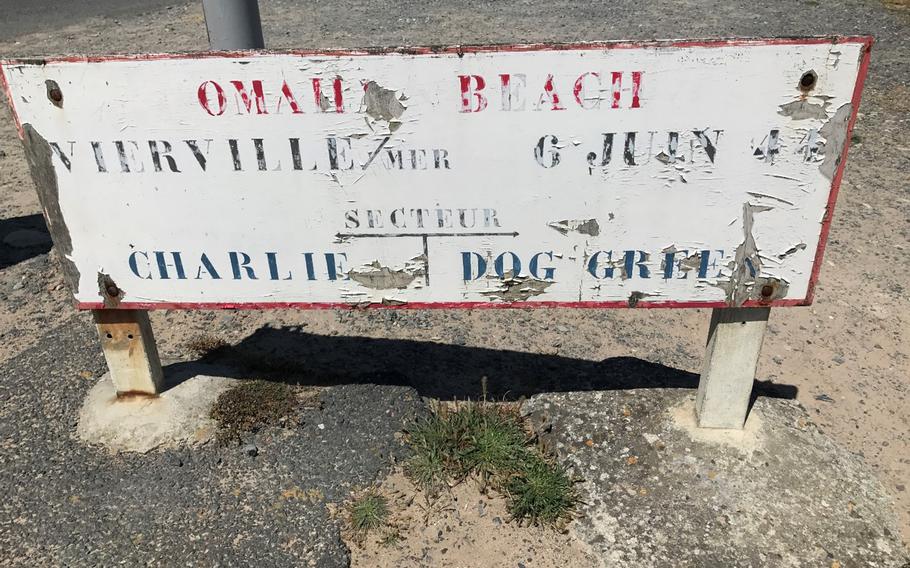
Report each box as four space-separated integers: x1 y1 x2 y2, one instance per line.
1 38 871 309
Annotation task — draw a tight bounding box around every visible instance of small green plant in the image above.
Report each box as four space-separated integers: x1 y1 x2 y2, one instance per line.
349 492 390 535
505 455 577 526
379 528 403 547
404 408 466 493
210 380 298 443
403 401 577 526
458 406 530 487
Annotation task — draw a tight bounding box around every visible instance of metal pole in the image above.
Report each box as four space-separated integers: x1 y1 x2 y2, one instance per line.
202 0 265 50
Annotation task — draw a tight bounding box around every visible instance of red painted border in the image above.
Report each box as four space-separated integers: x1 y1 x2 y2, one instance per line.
804 39 873 304
0 36 873 67
78 298 807 311
0 36 873 311
0 63 20 134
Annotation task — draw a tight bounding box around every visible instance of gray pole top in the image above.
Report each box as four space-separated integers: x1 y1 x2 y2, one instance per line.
202 0 265 50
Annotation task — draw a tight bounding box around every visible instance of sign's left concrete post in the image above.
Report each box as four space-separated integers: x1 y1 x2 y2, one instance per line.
89 0 266 397
94 310 164 395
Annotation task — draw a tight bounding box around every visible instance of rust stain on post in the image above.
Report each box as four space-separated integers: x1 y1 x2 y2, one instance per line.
94 309 164 396
97 272 124 307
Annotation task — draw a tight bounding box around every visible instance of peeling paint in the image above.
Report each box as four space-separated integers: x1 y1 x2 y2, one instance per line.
620 252 650 280
777 243 807 260
481 272 552 301
548 218 600 237
347 259 424 289
747 192 795 206
778 99 829 121
679 252 702 273
818 103 852 180
316 91 332 112
20 123 80 293
627 291 653 307
363 81 406 124
713 202 778 306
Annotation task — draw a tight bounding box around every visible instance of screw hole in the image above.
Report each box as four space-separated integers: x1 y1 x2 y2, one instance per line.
799 71 817 92
127 334 134 340
45 80 63 107
105 333 113 339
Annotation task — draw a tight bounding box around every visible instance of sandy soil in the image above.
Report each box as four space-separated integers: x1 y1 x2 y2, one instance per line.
340 471 595 567
0 0 907 558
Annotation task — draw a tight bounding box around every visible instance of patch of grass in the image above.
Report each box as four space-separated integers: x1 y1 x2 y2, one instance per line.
404 404 529 492
210 380 298 443
458 406 530 487
349 492 389 535
403 401 577 526
505 455 577 526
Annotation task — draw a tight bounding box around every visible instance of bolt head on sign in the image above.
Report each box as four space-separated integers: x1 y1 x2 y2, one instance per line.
0 38 871 309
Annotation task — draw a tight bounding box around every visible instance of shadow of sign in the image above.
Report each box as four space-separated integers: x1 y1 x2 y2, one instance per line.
164 325 797 402
0 214 52 269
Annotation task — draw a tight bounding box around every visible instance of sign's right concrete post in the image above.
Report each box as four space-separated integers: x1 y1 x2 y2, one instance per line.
696 307 771 429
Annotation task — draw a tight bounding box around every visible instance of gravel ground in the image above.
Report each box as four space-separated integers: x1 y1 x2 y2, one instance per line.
0 316 426 566
523 390 907 567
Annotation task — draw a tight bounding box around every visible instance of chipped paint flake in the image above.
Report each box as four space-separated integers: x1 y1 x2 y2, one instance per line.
778 99 829 121
481 273 553 302
348 257 425 290
548 218 600 237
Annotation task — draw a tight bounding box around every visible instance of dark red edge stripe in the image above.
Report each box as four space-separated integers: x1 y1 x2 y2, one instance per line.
0 36 874 311
803 39 873 304
78 298 808 310
0 36 874 66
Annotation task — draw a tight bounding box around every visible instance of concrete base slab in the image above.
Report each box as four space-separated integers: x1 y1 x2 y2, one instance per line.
522 390 907 567
77 373 241 453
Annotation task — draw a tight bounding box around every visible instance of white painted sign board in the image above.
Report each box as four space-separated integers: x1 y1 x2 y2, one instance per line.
0 38 871 309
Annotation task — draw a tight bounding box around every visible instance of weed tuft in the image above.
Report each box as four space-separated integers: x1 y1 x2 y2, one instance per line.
379 528 403 547
458 406 530 488
506 455 577 526
403 401 577 526
349 492 390 535
210 380 298 443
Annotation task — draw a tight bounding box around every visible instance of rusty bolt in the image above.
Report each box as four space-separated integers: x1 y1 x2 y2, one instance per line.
760 284 774 298
105 284 120 298
48 88 63 103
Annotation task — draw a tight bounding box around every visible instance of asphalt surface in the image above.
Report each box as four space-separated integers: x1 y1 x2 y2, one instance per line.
0 311 426 566
0 0 184 39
